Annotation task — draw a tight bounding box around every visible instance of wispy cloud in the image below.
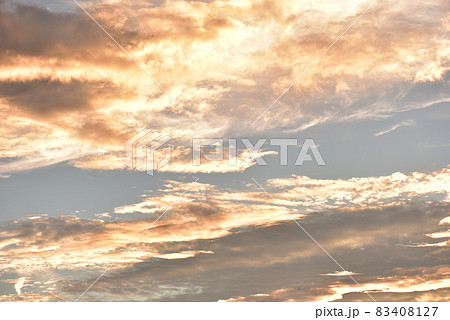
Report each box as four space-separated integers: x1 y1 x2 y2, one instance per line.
375 120 416 136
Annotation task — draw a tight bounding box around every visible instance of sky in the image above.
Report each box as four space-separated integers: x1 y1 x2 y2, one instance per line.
0 0 449 301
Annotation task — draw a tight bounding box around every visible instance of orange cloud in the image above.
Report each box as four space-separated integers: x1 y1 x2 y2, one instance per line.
0 0 449 174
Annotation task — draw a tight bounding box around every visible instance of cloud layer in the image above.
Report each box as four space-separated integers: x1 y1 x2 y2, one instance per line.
0 167 448 301
0 0 449 302
0 0 449 174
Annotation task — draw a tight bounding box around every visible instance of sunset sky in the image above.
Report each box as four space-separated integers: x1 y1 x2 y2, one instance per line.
0 0 449 301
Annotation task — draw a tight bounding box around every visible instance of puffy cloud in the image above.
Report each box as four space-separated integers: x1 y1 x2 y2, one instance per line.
266 167 450 209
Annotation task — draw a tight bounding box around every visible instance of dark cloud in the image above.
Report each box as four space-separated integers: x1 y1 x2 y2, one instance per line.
0 78 122 116
0 1 231 64
0 2 113 62
0 77 133 146
0 194 448 301
60 202 449 301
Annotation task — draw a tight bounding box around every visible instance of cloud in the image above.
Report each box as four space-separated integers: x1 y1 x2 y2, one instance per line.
70 145 275 173
0 0 448 174
14 277 26 295
0 0 449 302
0 2 125 64
0 167 449 301
266 166 450 210
375 120 416 136
0 78 127 117
62 202 449 302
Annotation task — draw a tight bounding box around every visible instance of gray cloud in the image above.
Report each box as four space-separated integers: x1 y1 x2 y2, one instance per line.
60 202 449 301
0 78 121 116
0 2 119 63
